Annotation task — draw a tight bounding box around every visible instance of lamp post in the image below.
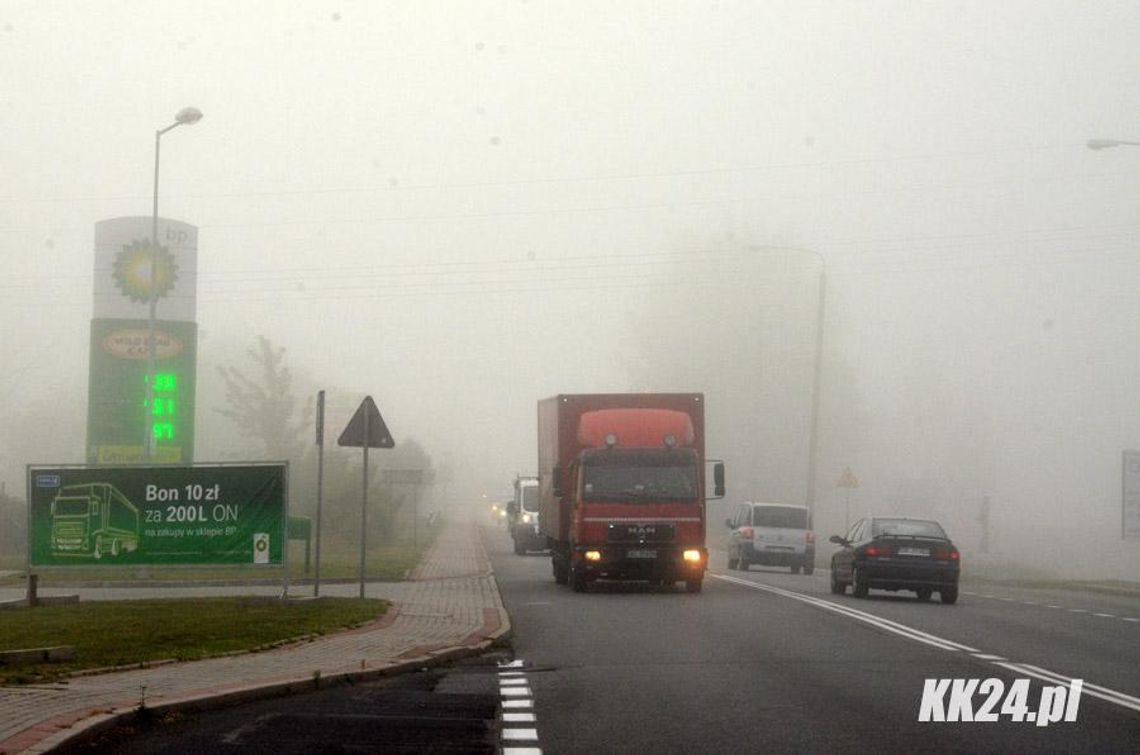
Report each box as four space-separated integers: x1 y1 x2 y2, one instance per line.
1087 138 1140 150
801 250 826 525
748 246 826 524
145 106 202 460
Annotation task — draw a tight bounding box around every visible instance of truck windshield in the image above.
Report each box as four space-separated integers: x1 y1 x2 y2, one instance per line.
581 449 698 502
54 498 90 516
521 485 539 512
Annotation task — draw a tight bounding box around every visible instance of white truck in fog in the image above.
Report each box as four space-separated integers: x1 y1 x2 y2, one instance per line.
509 475 545 554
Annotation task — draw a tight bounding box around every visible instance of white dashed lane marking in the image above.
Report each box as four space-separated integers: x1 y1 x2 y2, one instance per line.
966 592 1138 624
499 659 543 754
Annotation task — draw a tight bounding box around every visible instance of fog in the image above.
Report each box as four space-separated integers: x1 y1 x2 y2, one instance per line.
2 2 1138 579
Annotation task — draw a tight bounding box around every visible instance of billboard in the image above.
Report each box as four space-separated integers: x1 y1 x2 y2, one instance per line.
87 217 199 463
27 464 286 567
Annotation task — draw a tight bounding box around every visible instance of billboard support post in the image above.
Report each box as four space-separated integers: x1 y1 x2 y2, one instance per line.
282 461 290 599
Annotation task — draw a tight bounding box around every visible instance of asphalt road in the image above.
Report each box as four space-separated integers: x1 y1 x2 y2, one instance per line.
57 656 507 755
490 533 1140 754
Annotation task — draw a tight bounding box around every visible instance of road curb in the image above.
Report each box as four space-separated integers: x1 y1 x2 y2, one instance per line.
3 529 512 755
24 604 512 754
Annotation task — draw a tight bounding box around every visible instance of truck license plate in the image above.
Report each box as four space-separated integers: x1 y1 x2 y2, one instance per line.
627 549 657 559
898 547 929 557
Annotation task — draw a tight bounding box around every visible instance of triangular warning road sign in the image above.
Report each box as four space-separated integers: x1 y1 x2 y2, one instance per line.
836 467 860 489
337 396 395 448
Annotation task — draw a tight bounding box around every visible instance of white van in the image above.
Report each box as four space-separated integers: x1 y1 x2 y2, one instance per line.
725 502 815 574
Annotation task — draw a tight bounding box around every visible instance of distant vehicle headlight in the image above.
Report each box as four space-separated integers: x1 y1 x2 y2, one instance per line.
682 549 702 563
522 513 533 524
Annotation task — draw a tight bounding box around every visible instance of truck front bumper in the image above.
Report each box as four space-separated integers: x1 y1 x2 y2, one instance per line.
573 544 707 582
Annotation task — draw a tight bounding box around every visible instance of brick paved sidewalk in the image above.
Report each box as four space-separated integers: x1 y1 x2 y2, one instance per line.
0 520 509 754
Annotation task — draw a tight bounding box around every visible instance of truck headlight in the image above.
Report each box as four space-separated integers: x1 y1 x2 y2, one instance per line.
682 550 702 563
584 550 602 562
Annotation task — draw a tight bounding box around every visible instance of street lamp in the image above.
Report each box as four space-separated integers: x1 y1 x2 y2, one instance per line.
145 106 203 460
1086 138 1140 150
800 250 826 523
748 246 826 523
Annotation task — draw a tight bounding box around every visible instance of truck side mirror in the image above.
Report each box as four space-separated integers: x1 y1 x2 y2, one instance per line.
713 462 725 498
552 465 563 498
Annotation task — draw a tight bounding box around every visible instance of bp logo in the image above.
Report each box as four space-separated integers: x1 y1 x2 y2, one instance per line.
113 240 179 303
253 532 270 564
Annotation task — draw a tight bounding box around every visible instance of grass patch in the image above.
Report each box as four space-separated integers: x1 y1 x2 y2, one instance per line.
0 596 386 685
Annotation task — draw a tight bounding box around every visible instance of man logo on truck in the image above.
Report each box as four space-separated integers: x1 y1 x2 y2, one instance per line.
50 483 141 560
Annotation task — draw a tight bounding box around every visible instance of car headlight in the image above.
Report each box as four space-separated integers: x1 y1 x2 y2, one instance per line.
522 513 533 524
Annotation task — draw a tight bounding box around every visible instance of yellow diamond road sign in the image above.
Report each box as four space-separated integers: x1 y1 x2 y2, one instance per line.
837 467 860 489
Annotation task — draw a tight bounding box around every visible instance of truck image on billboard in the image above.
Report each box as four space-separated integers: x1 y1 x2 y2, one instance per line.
50 483 141 560
28 463 286 567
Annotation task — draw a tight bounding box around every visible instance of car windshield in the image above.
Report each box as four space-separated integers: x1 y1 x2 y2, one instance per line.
871 519 947 539
582 449 698 502
752 506 807 529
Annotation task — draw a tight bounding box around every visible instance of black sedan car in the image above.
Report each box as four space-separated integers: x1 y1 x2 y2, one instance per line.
829 517 959 604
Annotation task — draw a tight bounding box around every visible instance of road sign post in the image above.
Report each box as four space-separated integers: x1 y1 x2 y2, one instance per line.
314 389 325 597
337 396 394 599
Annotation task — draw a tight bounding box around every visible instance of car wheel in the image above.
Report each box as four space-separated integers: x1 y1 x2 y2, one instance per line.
111 539 120 557
915 587 933 602
93 536 103 560
852 566 869 598
829 567 846 594
791 564 802 574
727 552 739 570
513 538 525 555
553 556 568 585
738 551 750 571
940 585 958 605
685 579 703 593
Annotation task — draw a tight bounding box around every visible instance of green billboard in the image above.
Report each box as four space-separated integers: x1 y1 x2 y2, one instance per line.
27 464 286 567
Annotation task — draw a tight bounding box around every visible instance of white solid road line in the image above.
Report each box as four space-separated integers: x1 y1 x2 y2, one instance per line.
712 573 1140 716
714 574 977 652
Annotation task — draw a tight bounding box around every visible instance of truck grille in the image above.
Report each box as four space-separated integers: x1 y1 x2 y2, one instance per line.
607 522 676 543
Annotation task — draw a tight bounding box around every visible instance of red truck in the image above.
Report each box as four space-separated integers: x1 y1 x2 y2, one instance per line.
538 393 725 593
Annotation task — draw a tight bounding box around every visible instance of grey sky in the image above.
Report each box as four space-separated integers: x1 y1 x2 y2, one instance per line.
2 2 1138 575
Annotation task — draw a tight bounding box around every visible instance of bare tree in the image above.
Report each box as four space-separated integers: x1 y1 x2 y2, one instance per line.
215 336 313 461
